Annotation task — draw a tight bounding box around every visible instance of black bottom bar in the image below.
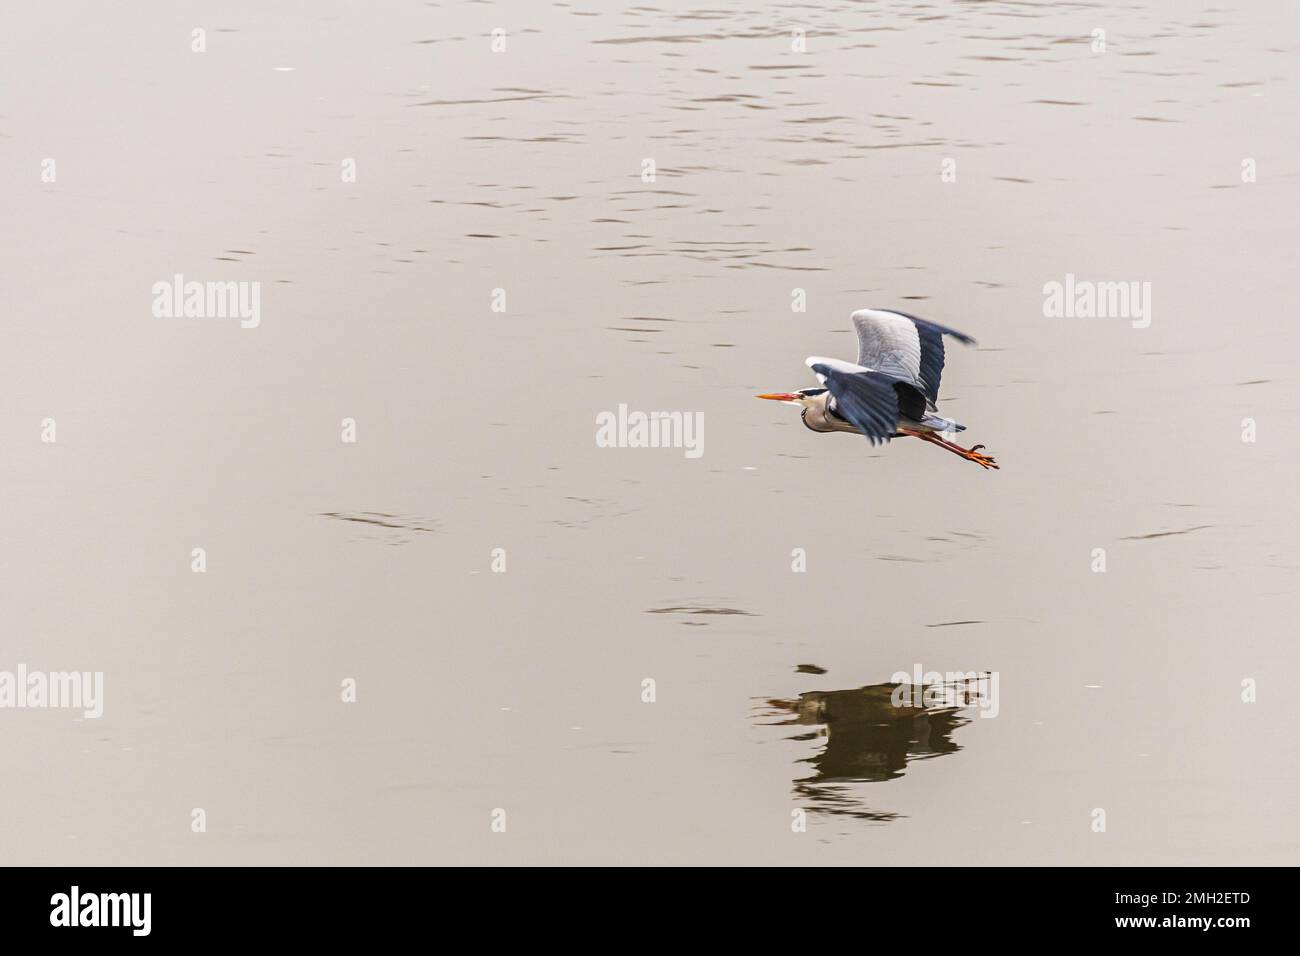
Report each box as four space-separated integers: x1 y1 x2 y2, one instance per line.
0 866 1278 941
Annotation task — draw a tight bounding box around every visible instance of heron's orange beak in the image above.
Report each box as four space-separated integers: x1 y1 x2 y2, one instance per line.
756 392 799 401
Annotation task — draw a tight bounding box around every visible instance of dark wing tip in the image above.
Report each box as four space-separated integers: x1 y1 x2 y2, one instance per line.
890 309 978 347
923 319 977 347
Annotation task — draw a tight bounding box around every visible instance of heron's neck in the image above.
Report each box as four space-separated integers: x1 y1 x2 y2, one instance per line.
801 392 853 433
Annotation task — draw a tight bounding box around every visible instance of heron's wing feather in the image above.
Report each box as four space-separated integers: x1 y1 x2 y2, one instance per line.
808 362 901 445
852 310 923 383
906 313 976 407
892 381 929 422
851 309 976 407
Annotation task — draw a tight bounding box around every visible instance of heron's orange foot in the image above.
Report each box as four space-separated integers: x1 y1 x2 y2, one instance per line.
965 448 998 470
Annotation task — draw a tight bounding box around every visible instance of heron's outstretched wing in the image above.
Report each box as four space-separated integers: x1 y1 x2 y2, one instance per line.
807 360 901 445
851 309 976 408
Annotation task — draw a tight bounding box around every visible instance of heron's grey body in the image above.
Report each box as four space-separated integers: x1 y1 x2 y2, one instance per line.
799 390 963 437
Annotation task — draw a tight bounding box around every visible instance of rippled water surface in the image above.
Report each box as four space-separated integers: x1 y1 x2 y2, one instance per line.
3 1 1299 864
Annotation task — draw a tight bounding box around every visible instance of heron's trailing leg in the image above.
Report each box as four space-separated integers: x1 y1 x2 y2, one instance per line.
900 428 999 470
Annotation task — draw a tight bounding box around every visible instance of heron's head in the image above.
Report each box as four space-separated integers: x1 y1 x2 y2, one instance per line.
756 387 826 408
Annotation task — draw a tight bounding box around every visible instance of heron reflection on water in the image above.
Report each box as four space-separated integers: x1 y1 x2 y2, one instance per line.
762 680 983 822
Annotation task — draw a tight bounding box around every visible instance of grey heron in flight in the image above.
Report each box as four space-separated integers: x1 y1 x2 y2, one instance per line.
758 308 998 469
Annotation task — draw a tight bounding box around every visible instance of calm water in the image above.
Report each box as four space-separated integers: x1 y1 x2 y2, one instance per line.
3 1 1298 864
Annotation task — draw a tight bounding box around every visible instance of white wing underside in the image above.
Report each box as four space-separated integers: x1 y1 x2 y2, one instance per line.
851 309 926 392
